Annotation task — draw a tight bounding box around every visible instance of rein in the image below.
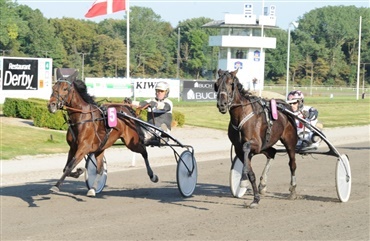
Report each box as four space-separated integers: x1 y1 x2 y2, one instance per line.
217 73 259 111
217 72 264 131
63 105 106 127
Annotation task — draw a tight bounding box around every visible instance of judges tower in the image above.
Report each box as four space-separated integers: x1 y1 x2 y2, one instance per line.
203 4 277 91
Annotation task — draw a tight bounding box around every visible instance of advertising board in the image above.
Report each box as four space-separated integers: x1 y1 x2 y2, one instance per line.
133 79 180 100
85 77 133 98
0 57 52 103
182 80 216 101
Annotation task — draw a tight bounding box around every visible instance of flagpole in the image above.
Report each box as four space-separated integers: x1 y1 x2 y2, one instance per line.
126 0 131 99
356 16 362 100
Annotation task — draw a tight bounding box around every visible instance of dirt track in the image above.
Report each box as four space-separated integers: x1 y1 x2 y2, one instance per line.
1 119 369 240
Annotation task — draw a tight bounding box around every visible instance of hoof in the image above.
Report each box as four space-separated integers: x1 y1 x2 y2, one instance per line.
87 189 96 197
249 202 259 209
151 175 159 183
50 186 60 193
258 184 267 195
244 201 259 209
77 167 85 175
288 193 297 200
259 188 267 195
240 180 249 188
70 168 85 178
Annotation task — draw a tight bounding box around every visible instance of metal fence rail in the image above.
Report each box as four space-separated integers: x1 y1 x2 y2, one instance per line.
264 85 369 98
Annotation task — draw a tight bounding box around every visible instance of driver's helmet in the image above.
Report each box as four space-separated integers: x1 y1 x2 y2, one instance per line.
287 90 304 110
155 81 170 98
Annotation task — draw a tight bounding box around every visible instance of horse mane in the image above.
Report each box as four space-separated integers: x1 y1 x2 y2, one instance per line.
234 77 294 128
233 76 253 97
72 79 97 105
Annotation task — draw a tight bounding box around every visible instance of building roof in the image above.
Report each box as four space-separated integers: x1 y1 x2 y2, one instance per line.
202 20 279 30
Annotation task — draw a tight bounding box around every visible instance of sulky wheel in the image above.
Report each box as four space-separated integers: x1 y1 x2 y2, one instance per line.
230 156 248 198
176 150 197 197
336 154 351 202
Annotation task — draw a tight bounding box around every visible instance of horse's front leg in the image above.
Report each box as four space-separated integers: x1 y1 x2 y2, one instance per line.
50 156 78 193
62 140 84 178
66 149 85 179
242 142 260 208
50 151 86 193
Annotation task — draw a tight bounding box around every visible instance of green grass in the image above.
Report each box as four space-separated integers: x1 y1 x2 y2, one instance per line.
1 125 69 160
1 96 369 160
175 96 370 129
303 97 370 127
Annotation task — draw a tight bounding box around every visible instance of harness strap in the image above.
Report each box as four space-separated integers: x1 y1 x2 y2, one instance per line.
231 112 255 131
68 117 105 126
259 99 273 145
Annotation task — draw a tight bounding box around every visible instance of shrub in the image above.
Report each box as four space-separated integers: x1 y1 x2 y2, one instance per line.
3 98 18 117
173 110 185 127
16 99 34 119
33 105 67 130
3 98 185 130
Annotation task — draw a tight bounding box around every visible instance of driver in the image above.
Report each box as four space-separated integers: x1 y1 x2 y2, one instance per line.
287 90 322 151
132 81 173 145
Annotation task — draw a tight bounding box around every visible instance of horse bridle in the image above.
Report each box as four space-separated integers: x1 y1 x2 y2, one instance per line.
217 72 237 109
51 79 73 110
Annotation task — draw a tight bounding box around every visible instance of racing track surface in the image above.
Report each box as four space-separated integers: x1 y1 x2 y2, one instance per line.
1 126 369 240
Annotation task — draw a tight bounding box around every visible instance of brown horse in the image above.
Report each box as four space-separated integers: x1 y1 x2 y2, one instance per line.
47 72 158 196
214 69 298 208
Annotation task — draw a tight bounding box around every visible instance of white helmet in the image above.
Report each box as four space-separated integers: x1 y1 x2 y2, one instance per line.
155 81 170 98
287 90 304 110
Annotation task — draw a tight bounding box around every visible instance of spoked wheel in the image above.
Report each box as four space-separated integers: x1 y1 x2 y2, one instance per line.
230 156 247 198
176 150 197 197
336 154 351 202
84 154 108 194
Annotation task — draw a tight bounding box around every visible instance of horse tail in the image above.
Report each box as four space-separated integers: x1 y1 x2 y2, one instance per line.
123 105 146 141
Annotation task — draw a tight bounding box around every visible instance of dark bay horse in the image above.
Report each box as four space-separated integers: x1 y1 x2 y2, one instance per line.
214 69 298 208
47 72 158 196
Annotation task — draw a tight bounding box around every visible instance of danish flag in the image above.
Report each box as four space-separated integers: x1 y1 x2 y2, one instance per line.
85 0 126 18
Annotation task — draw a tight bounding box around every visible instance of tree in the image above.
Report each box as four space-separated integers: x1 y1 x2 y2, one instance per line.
129 6 173 77
52 18 96 68
293 5 370 86
177 17 215 79
88 35 126 77
14 5 65 66
0 0 26 55
265 28 291 84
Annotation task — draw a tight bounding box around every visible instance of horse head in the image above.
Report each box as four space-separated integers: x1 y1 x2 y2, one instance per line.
214 69 239 114
47 71 79 113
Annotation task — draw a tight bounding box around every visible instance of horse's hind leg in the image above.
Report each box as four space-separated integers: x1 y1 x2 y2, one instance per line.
281 130 298 200
258 158 273 195
259 147 277 195
287 149 298 200
126 139 158 183
242 142 260 208
141 151 158 183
